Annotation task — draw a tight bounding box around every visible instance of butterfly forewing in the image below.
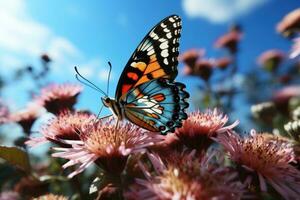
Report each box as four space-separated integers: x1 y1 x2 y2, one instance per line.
115 15 182 99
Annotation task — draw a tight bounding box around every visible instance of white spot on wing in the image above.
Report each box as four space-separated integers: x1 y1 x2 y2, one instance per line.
147 49 155 56
159 38 167 42
136 96 163 114
160 41 168 49
161 49 169 57
143 42 152 51
150 31 156 38
164 58 169 65
147 45 154 52
166 33 172 39
169 17 175 22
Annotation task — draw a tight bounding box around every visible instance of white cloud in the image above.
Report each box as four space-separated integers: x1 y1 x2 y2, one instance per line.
1 54 23 70
0 0 51 56
98 68 111 81
182 0 269 23
0 0 106 81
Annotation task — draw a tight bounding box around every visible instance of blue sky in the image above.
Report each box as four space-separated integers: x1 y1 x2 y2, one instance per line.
0 0 299 115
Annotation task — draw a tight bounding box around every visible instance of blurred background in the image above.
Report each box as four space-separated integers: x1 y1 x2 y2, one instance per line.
0 0 300 143
1 1 300 199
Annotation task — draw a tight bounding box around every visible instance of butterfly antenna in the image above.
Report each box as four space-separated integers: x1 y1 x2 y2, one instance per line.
74 66 107 96
106 61 112 96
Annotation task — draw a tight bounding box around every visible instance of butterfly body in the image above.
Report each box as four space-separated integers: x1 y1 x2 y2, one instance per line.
102 15 189 135
101 97 125 120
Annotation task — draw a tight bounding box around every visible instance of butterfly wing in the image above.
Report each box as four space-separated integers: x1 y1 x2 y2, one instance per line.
115 15 182 99
122 78 189 135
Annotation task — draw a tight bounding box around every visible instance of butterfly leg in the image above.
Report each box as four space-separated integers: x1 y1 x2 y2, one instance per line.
113 119 120 141
98 114 113 120
115 119 119 132
92 114 113 124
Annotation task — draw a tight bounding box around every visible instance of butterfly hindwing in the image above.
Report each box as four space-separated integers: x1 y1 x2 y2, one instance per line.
122 78 189 135
115 15 182 99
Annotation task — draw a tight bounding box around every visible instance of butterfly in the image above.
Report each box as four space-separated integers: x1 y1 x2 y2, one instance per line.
83 15 189 135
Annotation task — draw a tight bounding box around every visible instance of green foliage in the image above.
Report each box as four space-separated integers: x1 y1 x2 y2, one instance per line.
0 146 31 173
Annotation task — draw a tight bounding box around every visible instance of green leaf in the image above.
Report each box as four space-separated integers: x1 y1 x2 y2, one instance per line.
0 146 31 173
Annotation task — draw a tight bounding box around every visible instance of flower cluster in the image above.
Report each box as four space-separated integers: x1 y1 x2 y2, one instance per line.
125 151 245 200
216 130 300 199
51 117 164 177
35 83 83 114
9 103 43 135
26 110 96 147
2 6 300 200
174 109 238 150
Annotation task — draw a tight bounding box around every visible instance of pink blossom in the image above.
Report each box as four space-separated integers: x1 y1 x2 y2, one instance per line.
51 118 164 178
9 103 43 135
175 109 239 150
126 151 244 200
215 30 242 54
215 130 300 199
36 83 82 115
277 8 300 37
26 110 95 147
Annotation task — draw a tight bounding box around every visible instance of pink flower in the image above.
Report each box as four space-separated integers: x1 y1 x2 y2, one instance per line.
214 57 233 70
273 85 300 113
9 103 43 135
277 8 300 38
215 130 300 199
290 37 300 58
193 59 214 81
258 49 285 71
215 30 242 54
179 49 205 68
125 151 245 200
0 191 20 200
36 83 82 115
26 110 95 147
51 118 164 178
175 109 239 150
150 134 185 159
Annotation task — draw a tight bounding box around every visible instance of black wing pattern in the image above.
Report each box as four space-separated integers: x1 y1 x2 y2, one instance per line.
115 15 182 99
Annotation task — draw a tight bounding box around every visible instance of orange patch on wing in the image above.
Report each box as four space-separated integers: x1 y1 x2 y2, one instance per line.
150 113 159 119
131 62 147 71
125 103 137 107
125 111 157 131
148 120 156 126
158 106 164 111
122 84 132 94
127 72 139 80
135 76 150 86
150 55 157 62
151 93 165 102
145 62 161 74
152 69 166 78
